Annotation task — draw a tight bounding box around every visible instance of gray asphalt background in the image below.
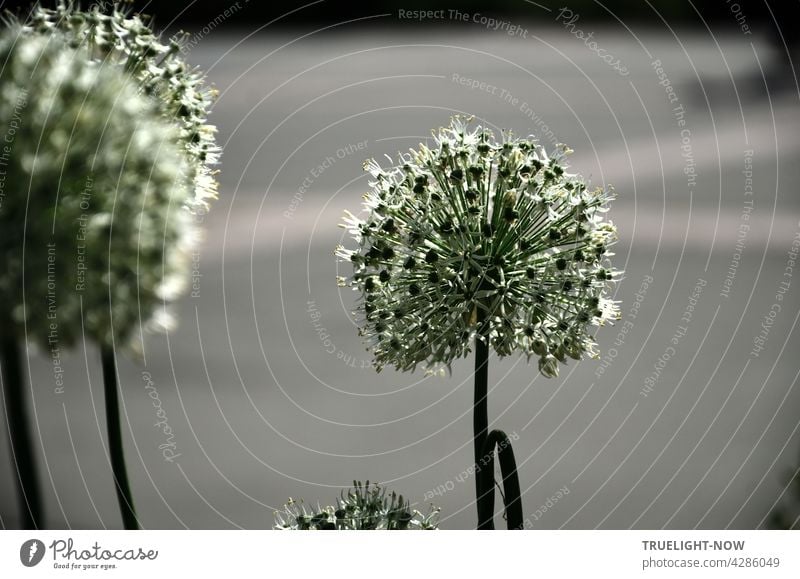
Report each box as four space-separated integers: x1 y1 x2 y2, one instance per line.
2 20 800 529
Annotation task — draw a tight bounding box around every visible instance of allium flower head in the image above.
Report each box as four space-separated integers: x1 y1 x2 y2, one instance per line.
0 32 193 349
23 1 220 211
337 117 620 377
274 481 440 530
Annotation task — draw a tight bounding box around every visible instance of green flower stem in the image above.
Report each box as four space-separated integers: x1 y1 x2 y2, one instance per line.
0 334 43 529
100 345 138 530
473 325 491 530
479 430 524 530
473 310 524 530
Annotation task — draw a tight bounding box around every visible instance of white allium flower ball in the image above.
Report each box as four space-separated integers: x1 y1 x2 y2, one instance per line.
337 117 621 377
24 1 221 211
0 32 194 350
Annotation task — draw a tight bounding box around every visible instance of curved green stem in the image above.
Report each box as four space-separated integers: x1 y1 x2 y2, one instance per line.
1 334 43 529
473 309 524 530
100 345 138 530
478 430 524 530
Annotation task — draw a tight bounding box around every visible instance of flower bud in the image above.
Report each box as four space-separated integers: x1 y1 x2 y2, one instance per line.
538 355 559 378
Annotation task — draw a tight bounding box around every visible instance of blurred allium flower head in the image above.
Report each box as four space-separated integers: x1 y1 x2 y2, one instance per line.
274 481 440 530
0 32 193 349
336 117 621 377
23 0 220 211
